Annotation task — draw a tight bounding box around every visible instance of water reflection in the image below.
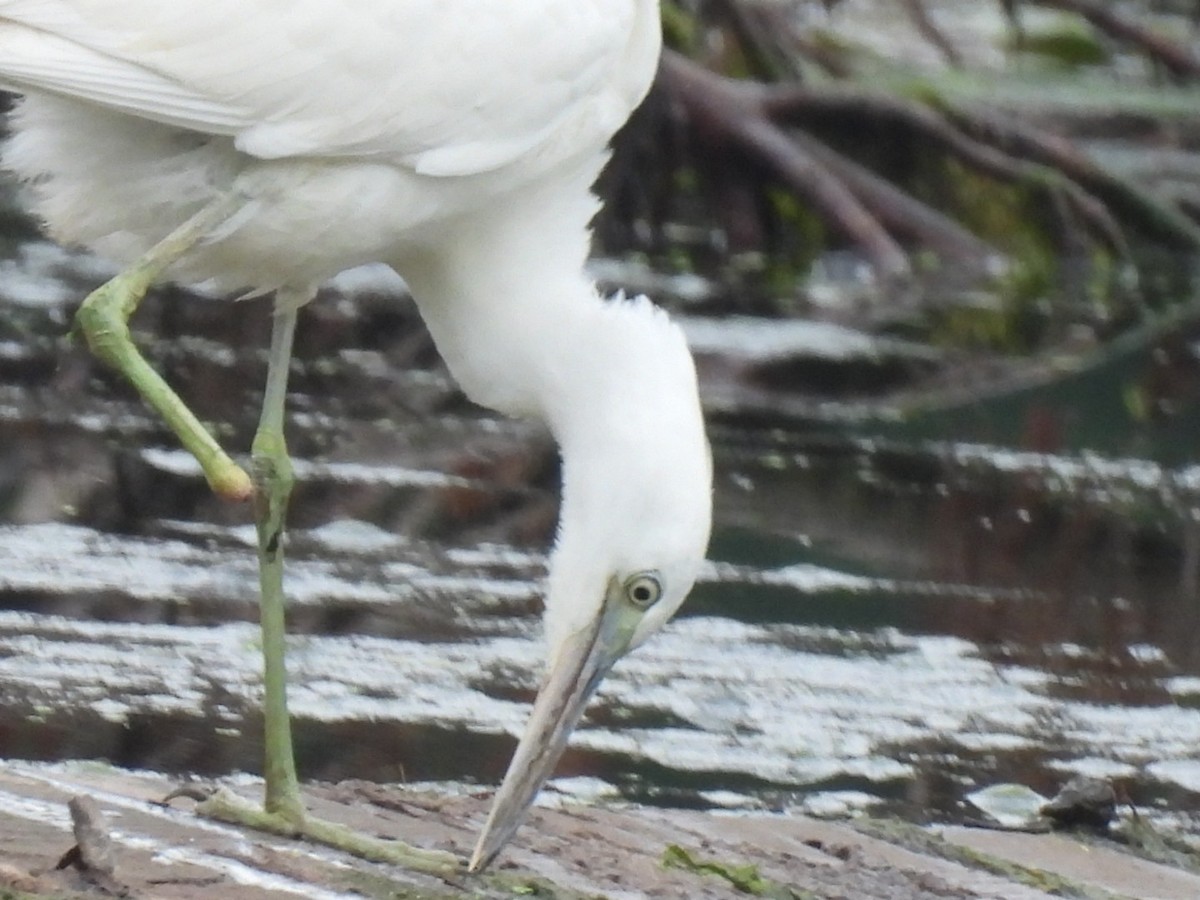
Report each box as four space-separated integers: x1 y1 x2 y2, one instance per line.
2 231 1200 845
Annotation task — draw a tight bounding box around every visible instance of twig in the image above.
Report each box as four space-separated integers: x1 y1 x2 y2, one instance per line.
903 0 964 68
1035 0 1200 81
788 128 996 262
945 104 1200 250
663 51 932 279
757 81 1131 256
736 114 912 278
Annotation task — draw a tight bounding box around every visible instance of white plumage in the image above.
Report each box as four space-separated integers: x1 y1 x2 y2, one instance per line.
0 0 711 872
1 1 657 292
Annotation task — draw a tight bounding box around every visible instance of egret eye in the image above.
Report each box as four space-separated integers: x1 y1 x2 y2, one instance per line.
624 572 663 610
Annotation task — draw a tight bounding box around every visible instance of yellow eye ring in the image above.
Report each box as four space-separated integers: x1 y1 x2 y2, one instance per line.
624 572 663 609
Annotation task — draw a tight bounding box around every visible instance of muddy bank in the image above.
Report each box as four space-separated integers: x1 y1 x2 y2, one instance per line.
4 762 1200 899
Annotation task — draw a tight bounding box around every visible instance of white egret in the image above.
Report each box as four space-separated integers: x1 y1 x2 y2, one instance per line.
0 0 712 874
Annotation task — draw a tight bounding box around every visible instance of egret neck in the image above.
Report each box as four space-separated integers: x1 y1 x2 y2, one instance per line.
397 159 712 868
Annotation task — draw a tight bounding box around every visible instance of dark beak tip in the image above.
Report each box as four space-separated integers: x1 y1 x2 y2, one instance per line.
468 837 501 874
468 608 620 873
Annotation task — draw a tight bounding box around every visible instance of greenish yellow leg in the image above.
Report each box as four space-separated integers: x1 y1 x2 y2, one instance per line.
196 306 460 877
251 306 304 824
80 199 455 872
198 787 459 874
74 194 253 500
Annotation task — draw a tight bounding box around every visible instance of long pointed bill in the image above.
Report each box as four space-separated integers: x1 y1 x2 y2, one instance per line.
469 582 634 872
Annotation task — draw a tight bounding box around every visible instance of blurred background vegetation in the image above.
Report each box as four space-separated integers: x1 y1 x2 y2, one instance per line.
592 0 1200 445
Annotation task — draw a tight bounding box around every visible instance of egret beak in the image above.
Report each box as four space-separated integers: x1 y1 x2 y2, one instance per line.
469 578 636 872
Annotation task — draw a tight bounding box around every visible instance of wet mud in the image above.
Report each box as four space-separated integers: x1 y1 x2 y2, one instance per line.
6 762 1200 899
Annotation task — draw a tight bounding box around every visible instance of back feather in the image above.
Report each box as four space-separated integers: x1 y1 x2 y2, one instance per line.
0 0 647 175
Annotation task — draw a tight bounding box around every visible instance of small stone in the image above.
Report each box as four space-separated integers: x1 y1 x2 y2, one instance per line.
1041 776 1117 832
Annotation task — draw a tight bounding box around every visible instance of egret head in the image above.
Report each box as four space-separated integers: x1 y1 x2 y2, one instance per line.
469 297 711 871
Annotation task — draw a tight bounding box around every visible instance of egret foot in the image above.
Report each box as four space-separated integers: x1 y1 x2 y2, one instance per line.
72 196 253 501
196 788 460 875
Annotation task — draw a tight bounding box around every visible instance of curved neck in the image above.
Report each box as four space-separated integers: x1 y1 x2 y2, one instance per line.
396 160 711 660
405 266 605 429
395 158 610 428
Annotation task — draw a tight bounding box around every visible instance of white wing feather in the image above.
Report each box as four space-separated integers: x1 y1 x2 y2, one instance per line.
0 0 643 175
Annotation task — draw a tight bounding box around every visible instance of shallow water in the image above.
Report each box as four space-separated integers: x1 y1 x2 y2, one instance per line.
2 233 1200 847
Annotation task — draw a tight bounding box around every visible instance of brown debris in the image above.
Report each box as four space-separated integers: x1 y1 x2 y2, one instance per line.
55 794 130 896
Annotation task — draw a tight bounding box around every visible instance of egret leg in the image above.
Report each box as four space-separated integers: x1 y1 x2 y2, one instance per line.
74 194 253 501
194 302 459 876
253 304 303 823
77 202 455 872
